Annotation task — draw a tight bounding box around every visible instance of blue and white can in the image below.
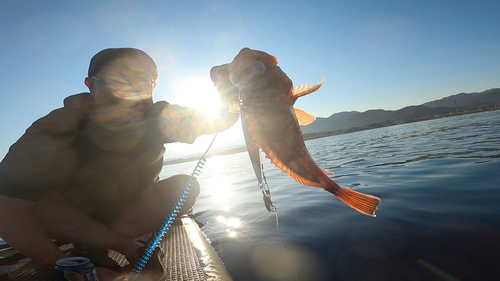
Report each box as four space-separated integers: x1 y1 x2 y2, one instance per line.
55 257 98 281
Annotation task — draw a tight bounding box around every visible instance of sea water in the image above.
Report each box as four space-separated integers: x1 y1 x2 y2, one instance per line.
161 110 500 281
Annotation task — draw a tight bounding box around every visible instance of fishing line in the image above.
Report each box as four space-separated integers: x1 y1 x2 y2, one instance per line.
274 210 299 281
128 133 218 280
260 151 299 281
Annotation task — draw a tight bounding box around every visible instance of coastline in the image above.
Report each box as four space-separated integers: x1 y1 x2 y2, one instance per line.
163 146 247 165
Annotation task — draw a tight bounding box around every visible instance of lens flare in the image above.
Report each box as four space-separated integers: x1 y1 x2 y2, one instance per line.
172 77 221 117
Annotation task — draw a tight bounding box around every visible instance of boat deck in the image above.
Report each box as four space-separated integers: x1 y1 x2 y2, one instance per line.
0 216 232 281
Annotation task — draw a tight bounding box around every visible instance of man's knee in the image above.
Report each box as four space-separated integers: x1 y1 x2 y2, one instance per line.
186 176 200 200
164 174 200 201
157 174 199 215
0 195 34 231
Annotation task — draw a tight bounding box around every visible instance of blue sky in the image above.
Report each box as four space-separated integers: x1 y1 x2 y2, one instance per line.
1 0 499 159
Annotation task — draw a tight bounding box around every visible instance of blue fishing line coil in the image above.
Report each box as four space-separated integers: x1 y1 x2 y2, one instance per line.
128 134 217 280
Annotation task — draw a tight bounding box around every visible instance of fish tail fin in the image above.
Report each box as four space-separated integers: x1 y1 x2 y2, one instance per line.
333 187 381 217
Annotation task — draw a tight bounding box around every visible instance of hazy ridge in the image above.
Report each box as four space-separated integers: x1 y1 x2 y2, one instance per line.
301 88 500 135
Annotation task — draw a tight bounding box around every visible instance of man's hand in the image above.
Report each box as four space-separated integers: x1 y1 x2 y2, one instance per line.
210 63 239 104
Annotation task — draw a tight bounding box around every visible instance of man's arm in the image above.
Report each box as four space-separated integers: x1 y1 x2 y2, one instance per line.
151 101 239 144
194 106 239 136
151 63 240 144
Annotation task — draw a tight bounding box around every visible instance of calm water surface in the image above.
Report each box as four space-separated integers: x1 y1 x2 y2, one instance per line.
164 110 500 281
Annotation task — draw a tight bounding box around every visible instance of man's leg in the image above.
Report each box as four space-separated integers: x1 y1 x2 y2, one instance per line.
32 174 199 255
0 175 199 279
107 174 200 280
0 195 66 267
0 192 140 262
0 193 138 281
32 190 140 257
109 174 200 240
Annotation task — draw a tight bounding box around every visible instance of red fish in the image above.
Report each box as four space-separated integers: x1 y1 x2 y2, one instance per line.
211 48 381 216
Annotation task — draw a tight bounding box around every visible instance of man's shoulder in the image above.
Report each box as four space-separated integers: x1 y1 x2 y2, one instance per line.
63 93 95 114
29 93 94 136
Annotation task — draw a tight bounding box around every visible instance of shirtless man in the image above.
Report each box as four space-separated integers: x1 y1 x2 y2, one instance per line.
0 48 238 280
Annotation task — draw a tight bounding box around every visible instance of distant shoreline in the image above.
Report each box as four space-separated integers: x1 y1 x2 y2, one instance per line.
163 107 499 165
163 146 248 165
303 106 500 141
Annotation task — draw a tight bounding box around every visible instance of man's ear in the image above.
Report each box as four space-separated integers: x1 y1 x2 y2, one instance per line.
84 77 95 96
84 77 92 89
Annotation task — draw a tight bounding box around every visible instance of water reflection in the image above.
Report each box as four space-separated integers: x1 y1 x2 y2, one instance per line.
217 216 241 228
204 156 234 204
217 216 241 238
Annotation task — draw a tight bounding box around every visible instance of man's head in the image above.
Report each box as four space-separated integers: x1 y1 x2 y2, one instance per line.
85 48 157 109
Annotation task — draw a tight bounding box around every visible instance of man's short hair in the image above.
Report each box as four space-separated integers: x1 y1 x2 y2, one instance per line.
88 48 158 80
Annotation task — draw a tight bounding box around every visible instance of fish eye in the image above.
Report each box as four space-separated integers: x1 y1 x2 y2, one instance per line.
252 61 266 73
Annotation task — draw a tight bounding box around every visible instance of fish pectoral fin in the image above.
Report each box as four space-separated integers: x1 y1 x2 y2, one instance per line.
228 101 241 113
334 187 381 217
292 75 326 98
321 168 334 175
294 108 316 126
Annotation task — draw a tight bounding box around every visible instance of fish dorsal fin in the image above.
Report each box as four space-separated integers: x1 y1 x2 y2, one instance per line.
294 108 316 126
292 75 326 98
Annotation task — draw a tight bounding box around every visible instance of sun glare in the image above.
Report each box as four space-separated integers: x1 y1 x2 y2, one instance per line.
158 76 245 159
217 216 242 239
173 77 221 117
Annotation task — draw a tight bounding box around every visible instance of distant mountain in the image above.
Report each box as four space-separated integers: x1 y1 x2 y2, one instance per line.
301 111 359 133
421 88 500 110
301 88 500 134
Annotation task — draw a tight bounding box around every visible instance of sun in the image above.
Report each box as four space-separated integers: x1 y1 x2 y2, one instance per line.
172 77 222 117
157 75 245 158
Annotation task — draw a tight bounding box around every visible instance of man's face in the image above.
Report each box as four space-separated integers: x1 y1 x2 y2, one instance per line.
87 56 155 112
